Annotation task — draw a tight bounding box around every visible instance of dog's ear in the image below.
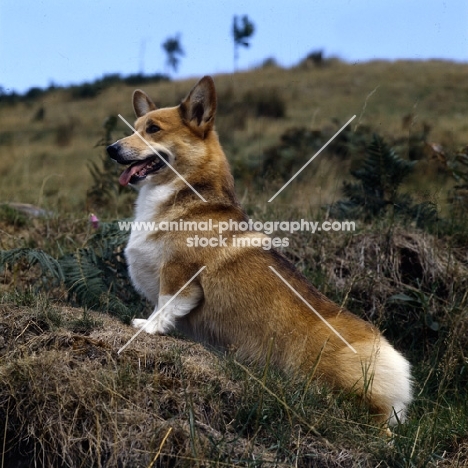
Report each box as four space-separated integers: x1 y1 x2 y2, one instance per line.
179 76 217 138
133 89 157 117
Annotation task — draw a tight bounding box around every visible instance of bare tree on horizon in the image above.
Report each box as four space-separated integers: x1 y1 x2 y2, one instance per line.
162 34 184 74
232 15 255 72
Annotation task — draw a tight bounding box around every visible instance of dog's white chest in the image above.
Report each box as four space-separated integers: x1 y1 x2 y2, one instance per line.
124 184 175 304
125 231 164 304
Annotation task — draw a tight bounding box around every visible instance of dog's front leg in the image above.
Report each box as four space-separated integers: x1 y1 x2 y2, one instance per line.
132 263 204 335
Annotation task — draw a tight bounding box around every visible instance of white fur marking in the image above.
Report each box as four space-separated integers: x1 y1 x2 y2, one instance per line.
118 268 205 354
132 291 202 335
371 341 412 425
124 183 176 304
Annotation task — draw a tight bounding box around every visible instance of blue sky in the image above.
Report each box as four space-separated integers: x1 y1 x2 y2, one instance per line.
1 0 467 93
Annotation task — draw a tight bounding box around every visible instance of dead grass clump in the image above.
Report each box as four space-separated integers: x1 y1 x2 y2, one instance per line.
440 440 468 467
290 225 466 310
333 228 464 291
0 303 398 467
0 304 242 467
3 304 341 467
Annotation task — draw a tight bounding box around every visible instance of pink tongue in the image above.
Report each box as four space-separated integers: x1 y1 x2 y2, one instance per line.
119 160 151 186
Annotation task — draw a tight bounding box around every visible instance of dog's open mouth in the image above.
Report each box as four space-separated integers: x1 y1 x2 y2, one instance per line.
118 154 168 186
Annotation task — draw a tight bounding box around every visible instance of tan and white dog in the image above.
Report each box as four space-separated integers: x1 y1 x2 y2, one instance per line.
107 76 412 426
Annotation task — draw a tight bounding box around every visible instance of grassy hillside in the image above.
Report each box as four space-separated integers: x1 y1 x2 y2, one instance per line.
1 61 468 466
1 60 467 212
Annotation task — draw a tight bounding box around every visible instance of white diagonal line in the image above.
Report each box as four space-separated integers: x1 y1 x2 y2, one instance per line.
118 266 206 354
268 115 356 202
118 114 207 202
268 266 357 353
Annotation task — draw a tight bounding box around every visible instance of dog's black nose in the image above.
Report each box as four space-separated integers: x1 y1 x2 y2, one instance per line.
106 144 120 160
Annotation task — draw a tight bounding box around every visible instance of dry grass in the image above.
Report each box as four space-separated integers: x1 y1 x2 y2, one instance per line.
0 302 393 467
0 304 244 466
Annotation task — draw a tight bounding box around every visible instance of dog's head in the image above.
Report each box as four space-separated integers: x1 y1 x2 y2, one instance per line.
107 76 218 188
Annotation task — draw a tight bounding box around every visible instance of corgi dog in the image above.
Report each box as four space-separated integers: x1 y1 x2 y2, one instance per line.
107 76 412 427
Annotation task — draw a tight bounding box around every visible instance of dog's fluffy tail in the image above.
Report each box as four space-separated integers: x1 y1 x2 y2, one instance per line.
372 339 412 425
335 338 412 425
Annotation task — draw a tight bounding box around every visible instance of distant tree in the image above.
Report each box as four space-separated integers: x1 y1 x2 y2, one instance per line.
162 34 184 74
232 15 255 72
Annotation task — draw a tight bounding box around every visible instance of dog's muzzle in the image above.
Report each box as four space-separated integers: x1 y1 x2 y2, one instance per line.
107 143 169 186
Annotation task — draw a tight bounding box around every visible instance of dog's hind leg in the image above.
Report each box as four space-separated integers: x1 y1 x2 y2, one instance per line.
132 262 204 335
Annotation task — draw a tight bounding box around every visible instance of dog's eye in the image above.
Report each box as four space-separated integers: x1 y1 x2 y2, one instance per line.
146 124 161 134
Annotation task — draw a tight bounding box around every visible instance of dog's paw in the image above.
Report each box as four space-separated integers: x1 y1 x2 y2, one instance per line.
131 316 171 335
132 318 160 335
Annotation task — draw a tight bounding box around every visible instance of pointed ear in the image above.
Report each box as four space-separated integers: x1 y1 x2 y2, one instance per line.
179 76 217 137
133 89 157 117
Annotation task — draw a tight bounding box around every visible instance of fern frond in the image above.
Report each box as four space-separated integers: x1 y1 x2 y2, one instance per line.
1 221 140 322
0 248 64 281
331 134 419 221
